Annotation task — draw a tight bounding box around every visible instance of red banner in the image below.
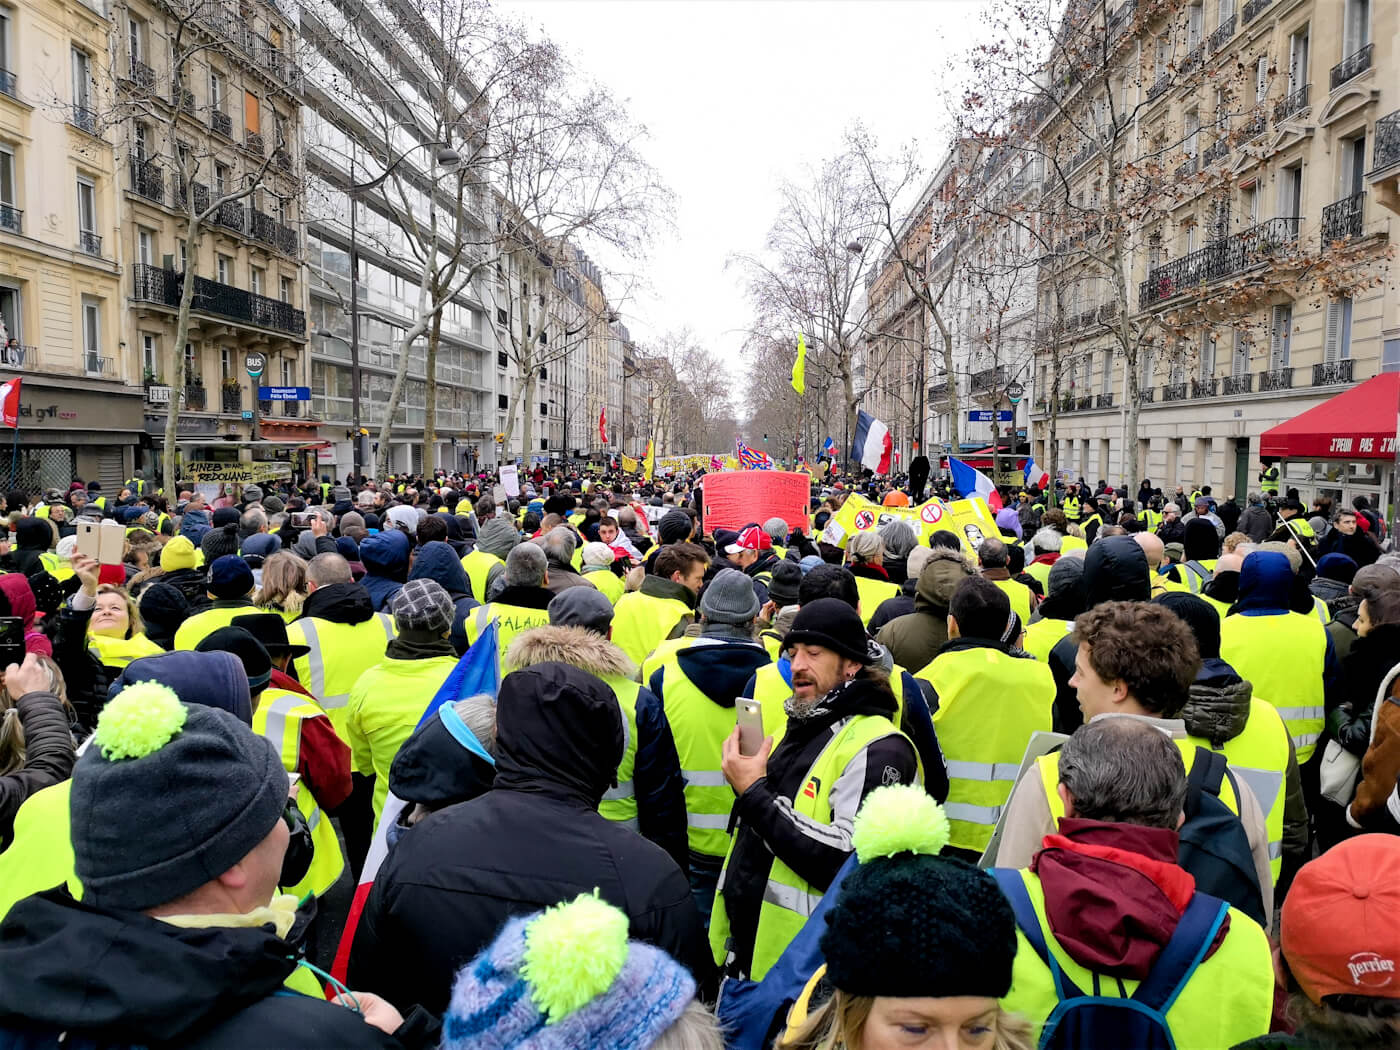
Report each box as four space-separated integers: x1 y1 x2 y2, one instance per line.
703 470 810 535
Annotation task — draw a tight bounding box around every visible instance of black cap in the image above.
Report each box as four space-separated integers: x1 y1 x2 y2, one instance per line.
231 611 311 659
196 626 272 692
783 597 875 665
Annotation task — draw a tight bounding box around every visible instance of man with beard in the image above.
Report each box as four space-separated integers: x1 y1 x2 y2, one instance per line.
708 598 918 981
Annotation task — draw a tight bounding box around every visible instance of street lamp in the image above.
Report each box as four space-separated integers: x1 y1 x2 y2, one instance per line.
343 140 462 479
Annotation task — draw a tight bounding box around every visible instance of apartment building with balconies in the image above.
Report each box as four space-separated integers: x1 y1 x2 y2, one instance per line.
0 0 134 491
112 0 310 464
1028 0 1397 501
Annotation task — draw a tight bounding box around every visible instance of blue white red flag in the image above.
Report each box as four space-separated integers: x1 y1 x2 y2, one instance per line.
949 456 1003 512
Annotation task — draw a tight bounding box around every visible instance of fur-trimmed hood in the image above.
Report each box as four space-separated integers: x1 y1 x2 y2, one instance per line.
506 624 637 682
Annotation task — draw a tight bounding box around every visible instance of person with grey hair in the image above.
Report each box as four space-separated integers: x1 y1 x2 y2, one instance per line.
538 525 592 596
761 516 790 557
1237 491 1273 544
996 717 1275 1049
846 529 898 626
979 535 1037 625
878 518 918 585
464 543 554 675
1025 527 1063 593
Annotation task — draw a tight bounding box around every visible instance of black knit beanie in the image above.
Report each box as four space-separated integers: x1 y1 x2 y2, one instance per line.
820 785 1018 999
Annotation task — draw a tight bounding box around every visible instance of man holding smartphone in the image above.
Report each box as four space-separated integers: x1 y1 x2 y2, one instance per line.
709 598 918 982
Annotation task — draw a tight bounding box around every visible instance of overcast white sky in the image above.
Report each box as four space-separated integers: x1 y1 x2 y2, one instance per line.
497 0 985 364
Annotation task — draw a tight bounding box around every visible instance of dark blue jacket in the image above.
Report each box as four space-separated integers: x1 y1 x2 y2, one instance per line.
406 540 479 653
359 530 411 612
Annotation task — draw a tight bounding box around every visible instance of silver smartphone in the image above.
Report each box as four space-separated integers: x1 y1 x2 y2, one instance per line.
736 697 766 757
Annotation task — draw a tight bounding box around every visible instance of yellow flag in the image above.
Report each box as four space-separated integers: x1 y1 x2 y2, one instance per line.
621 454 638 473
642 439 655 480
791 333 806 395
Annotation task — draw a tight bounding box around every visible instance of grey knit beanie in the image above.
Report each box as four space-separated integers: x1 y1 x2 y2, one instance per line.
700 568 760 625
1047 554 1085 596
71 683 286 912
200 522 240 562
392 578 454 635
477 517 521 559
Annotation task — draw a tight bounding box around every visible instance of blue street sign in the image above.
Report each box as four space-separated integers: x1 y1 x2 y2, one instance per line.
258 386 311 401
968 410 1014 422
241 411 253 420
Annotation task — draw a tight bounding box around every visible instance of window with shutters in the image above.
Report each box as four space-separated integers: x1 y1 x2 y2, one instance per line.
1101 349 1114 395
244 90 260 135
1271 305 1292 367
1255 56 1268 104
1139 345 1154 389
1324 298 1353 362
1199 332 1215 380
1232 330 1249 376
1287 28 1308 95
1187 3 1203 49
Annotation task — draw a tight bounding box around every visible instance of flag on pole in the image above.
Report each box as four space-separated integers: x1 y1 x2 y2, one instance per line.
850 410 892 473
949 456 1004 512
791 333 806 395
710 454 724 472
0 377 19 428
1024 457 1049 490
330 622 501 986
598 406 607 445
822 436 837 459
736 438 773 470
642 439 654 480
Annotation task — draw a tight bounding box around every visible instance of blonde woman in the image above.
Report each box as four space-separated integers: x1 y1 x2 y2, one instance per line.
254 551 308 621
86 583 162 670
781 787 1032 1050
0 654 74 847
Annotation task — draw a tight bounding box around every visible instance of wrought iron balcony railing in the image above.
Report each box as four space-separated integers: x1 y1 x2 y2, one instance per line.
1222 374 1252 395
1178 45 1205 76
1163 381 1189 402
0 203 22 234
70 104 97 134
1274 85 1309 124
183 384 206 410
1313 359 1354 386
132 263 306 336
1096 392 1115 408
1138 386 1154 404
211 110 232 137
1331 44 1373 90
1139 217 1299 307
83 353 113 376
1203 138 1230 165
1242 0 1272 24
78 230 101 255
130 159 164 203
1375 111 1400 172
1259 366 1293 392
0 69 16 97
1208 15 1235 53
1321 192 1364 246
1191 377 1217 398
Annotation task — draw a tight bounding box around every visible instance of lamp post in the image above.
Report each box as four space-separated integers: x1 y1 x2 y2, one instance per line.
345 140 462 478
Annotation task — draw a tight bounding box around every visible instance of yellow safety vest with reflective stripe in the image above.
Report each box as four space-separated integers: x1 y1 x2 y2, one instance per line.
1220 611 1326 762
640 635 696 686
611 589 693 667
34 504 50 519
173 604 260 651
460 549 503 604
1061 495 1081 522
990 577 1034 626
0 780 79 922
583 567 624 604
37 552 73 581
1143 508 1162 531
1310 595 1330 625
918 646 1054 851
252 687 345 899
1261 466 1280 495
597 674 642 829
1059 534 1087 553
746 663 909 754
87 631 163 669
1210 698 1291 883
852 574 899 626
286 612 397 740
654 649 747 859
759 629 783 661
1022 617 1072 663
998 867 1274 1050
469 602 552 676
709 712 910 981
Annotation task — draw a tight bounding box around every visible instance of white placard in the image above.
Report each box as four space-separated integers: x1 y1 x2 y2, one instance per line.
499 465 520 498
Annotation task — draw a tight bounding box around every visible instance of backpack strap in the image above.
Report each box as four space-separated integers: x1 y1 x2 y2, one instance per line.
1187 746 1226 801
1129 892 1230 1015
991 869 1085 1001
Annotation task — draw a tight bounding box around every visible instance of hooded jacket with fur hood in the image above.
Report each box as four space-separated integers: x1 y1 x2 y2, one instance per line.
507 625 688 872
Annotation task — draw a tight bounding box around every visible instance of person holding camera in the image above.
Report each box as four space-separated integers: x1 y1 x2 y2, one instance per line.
0 653 74 849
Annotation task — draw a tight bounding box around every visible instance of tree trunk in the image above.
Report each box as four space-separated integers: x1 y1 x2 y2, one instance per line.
423 306 442 475
934 310 958 463
521 365 537 470
162 229 200 497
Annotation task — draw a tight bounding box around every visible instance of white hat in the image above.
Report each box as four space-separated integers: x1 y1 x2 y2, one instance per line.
582 541 615 567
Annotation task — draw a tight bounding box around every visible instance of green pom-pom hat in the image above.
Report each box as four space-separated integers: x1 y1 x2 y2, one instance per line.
94 681 187 760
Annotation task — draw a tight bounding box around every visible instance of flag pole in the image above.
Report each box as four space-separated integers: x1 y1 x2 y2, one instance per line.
6 388 16 488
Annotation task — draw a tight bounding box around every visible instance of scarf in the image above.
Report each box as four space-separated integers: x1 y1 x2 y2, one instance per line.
386 634 457 661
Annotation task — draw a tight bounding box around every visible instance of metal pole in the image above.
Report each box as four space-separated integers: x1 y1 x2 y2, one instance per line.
349 146 363 480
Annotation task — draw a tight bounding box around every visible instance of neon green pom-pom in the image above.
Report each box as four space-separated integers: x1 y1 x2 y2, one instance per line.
94 681 187 760
851 784 950 864
521 892 629 1023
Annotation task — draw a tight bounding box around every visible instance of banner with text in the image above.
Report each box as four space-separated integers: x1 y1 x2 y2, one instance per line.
821 492 1001 556
702 470 811 534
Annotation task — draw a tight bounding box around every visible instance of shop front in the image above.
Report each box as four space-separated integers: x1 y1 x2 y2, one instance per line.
5 378 144 493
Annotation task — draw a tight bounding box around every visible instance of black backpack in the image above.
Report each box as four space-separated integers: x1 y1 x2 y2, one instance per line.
1177 746 1266 929
993 868 1230 1049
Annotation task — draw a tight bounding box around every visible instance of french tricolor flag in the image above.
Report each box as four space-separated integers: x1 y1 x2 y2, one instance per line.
1024 457 1049 490
850 410 892 473
949 456 1003 512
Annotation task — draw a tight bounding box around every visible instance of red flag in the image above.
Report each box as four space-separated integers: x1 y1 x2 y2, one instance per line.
0 377 18 428
598 406 607 444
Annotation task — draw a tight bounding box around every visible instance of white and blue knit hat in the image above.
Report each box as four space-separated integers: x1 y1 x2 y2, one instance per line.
441 893 695 1050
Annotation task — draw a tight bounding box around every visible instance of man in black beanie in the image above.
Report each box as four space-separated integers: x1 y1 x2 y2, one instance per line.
710 597 919 982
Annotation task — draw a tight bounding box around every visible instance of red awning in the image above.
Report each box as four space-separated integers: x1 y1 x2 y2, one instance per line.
1260 372 1399 460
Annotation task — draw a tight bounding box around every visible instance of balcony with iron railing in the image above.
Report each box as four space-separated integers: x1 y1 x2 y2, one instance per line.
1373 111 1400 173
210 109 232 138
971 365 1008 396
1242 0 1272 24
1314 359 1354 386
0 68 15 98
83 352 113 376
1146 73 1171 102
171 177 211 213
0 203 21 234
212 199 245 233
1321 192 1364 245
1139 387 1155 404
70 104 97 135
1096 392 1115 409
1208 15 1235 53
1331 44 1373 90
1274 84 1309 124
132 262 306 337
221 386 242 413
1203 137 1230 166
273 148 292 174
78 230 101 256
1175 154 1198 179
1259 366 1293 392
130 159 164 203
1240 110 1266 141
1178 44 1205 76
245 130 265 156
1222 373 1253 395
0 344 35 368
1191 377 1217 398
183 383 206 410
1163 381 1189 402
1139 217 1299 307
128 58 155 90
170 86 194 113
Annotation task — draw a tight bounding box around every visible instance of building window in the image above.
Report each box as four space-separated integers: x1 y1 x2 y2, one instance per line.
138 227 154 265
71 47 90 109
496 307 507 326
1344 0 1371 57
280 275 292 303
497 393 508 410
128 15 146 65
76 177 96 239
0 285 20 346
133 121 149 162
220 346 232 381
1270 304 1292 367
243 90 260 136
209 70 224 115
141 333 157 377
214 163 229 196
0 10 11 78
250 266 264 296
1287 27 1309 94
1199 331 1215 380
183 342 196 382
1241 184 1258 224
81 298 100 372
1325 297 1353 361
1187 3 1204 49
216 253 231 283
1232 330 1249 376
1279 164 1302 218
0 145 14 211
1342 133 1366 196
281 357 292 385
1254 55 1268 104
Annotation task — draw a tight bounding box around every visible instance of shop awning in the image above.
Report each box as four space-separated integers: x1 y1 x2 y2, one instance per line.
957 446 1029 471
1260 372 1399 460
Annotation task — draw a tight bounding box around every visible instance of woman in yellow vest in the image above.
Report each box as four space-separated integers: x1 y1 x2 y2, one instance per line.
846 530 899 626
781 786 1034 1050
86 582 164 670
252 551 308 622
0 655 75 851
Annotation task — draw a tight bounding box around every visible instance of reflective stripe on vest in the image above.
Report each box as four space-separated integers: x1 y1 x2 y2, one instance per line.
1220 611 1326 763
1208 697 1291 883
290 613 396 739
918 645 1054 851
598 675 641 828
469 602 552 674
611 590 692 667
253 688 345 898
709 712 912 981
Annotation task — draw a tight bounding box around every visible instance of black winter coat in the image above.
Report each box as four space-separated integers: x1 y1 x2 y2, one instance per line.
0 692 72 849
347 661 710 1016
0 889 413 1048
